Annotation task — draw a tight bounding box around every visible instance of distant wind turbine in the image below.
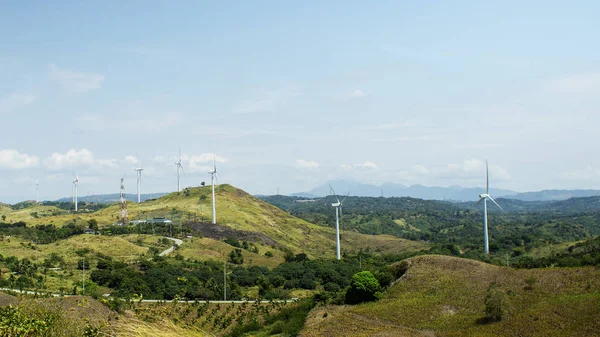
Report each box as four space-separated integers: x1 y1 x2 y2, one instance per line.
175 145 184 192
73 174 79 212
134 160 143 203
36 179 39 203
329 184 349 260
476 160 504 254
209 157 218 224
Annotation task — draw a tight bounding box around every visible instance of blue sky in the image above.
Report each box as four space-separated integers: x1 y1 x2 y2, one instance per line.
1 1 600 202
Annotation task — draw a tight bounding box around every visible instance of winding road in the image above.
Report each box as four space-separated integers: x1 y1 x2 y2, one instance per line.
159 237 183 256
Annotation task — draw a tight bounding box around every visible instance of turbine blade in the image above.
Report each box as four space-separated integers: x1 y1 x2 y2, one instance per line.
328 184 341 203
487 195 504 211
486 159 489 194
340 192 350 204
475 197 485 206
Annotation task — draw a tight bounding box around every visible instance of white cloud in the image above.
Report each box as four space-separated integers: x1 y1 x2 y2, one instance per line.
49 64 105 92
547 73 600 94
351 89 365 98
44 148 116 171
412 165 429 174
0 150 40 169
0 94 36 114
333 89 366 102
406 159 510 183
558 166 600 181
463 158 484 172
78 113 183 133
125 155 138 164
234 86 302 114
340 161 378 170
367 121 416 130
176 153 229 173
296 159 319 169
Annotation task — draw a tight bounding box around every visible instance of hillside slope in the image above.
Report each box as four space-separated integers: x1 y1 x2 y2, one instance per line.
2 185 426 259
301 255 600 337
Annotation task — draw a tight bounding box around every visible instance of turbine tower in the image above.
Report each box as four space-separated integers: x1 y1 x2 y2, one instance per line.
329 184 348 260
35 179 39 203
134 161 143 203
175 145 184 192
209 157 218 224
120 177 128 226
476 160 504 254
73 174 79 212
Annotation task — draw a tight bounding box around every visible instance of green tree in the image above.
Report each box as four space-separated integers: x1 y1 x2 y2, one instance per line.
344 271 382 304
87 219 99 231
228 249 244 264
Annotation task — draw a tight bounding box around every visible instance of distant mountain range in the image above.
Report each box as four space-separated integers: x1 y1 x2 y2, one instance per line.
290 180 600 202
9 182 600 206
55 193 167 203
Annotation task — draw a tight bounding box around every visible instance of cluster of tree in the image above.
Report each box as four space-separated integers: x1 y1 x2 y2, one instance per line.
261 195 600 257
84 250 398 301
224 237 260 254
0 222 84 244
513 235 600 268
0 255 43 291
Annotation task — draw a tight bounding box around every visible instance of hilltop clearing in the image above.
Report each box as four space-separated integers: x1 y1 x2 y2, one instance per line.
301 255 600 337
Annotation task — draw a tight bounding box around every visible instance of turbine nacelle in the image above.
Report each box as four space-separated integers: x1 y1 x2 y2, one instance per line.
331 202 341 207
479 193 489 199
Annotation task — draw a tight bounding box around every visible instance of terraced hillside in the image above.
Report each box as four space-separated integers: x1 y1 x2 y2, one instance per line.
301 255 600 337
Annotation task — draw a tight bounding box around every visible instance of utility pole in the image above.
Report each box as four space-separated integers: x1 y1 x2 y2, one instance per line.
224 261 227 301
82 257 85 297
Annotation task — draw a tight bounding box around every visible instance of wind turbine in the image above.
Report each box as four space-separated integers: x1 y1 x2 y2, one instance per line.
329 184 348 260
35 179 39 203
476 160 504 254
134 160 143 203
175 145 184 192
73 174 79 212
209 157 218 224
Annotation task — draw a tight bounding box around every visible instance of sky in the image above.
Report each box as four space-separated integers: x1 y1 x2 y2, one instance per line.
1 1 600 203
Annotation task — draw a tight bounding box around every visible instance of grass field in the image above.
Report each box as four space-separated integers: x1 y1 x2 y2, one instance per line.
1 185 428 260
176 237 286 268
301 255 600 337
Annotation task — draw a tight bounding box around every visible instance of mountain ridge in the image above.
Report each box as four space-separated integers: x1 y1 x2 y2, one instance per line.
291 180 600 201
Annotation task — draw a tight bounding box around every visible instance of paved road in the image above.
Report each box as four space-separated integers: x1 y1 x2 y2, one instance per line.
0 288 75 297
159 237 183 256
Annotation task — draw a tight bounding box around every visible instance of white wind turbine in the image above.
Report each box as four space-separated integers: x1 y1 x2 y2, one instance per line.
73 174 79 212
36 179 39 203
134 160 144 203
329 184 348 260
209 157 218 224
175 145 184 192
476 160 504 254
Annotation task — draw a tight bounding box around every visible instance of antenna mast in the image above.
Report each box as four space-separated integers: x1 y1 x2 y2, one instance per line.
120 178 128 225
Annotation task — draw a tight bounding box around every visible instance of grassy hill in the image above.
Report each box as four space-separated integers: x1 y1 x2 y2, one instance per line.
301 255 600 336
1 185 427 259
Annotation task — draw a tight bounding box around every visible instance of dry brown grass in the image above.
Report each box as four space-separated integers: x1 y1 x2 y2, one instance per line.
301 255 600 337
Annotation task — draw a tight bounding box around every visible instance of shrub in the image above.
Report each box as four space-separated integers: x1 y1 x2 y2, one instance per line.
228 249 244 264
484 285 504 322
344 271 382 304
391 260 411 280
